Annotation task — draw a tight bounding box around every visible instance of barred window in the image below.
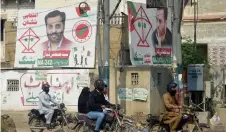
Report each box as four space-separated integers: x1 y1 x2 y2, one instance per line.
7 80 19 91
131 73 139 85
157 73 162 85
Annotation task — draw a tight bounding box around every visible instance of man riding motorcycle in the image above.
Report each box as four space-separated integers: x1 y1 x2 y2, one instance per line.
87 79 114 132
38 82 59 129
160 82 182 132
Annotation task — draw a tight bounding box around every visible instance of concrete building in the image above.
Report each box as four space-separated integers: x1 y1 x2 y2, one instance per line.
1 0 153 116
3 0 225 119
182 0 226 105
182 0 226 125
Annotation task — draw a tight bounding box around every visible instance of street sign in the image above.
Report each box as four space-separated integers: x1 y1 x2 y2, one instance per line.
146 0 167 8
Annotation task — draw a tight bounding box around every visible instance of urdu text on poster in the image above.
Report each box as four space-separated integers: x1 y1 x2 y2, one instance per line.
127 1 172 65
14 3 97 68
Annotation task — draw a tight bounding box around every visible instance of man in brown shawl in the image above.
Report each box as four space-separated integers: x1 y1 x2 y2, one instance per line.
160 82 182 132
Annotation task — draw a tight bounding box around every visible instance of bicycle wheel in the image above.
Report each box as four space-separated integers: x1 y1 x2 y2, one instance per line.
75 123 92 132
192 126 212 132
150 124 168 132
29 118 44 132
61 115 77 132
116 122 136 132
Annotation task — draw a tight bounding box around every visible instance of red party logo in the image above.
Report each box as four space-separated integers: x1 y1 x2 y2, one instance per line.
72 20 92 43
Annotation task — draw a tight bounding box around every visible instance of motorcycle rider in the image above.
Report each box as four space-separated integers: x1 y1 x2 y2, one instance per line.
38 82 59 129
88 79 114 132
160 82 182 132
78 87 90 114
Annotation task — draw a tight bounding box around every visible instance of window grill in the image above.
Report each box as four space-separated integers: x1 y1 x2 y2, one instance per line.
131 73 139 85
7 80 19 91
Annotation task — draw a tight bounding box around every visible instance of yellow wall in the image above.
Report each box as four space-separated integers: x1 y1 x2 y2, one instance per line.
110 67 173 116
1 21 16 67
115 67 151 116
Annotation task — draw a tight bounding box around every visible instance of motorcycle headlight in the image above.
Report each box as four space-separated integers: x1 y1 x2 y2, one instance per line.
146 114 151 122
60 103 65 109
183 114 189 119
63 107 67 111
119 109 124 114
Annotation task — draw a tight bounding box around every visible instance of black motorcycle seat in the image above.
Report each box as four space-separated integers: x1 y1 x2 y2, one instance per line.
30 109 44 117
150 116 160 121
77 113 87 116
77 113 93 120
77 113 96 126
150 116 170 125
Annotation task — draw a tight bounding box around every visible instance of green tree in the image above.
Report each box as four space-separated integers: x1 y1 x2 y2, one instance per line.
181 38 208 66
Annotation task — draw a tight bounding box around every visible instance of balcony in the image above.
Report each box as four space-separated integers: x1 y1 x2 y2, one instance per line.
1 0 35 21
1 0 35 9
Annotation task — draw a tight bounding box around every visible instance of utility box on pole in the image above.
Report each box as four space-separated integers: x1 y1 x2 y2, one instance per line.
187 64 205 92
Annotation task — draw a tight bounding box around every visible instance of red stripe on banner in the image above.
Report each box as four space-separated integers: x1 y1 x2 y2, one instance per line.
155 48 172 57
128 7 135 32
43 50 70 59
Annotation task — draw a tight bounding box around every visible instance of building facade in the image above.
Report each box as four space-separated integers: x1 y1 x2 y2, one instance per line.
1 0 152 116
182 0 226 106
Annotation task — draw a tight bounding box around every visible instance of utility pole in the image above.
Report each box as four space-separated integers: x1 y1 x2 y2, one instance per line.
96 0 103 79
193 0 198 45
172 0 182 65
172 0 183 105
223 67 226 104
103 0 110 87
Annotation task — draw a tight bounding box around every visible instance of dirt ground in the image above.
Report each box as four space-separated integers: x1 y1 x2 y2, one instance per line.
1 111 222 132
1 110 72 132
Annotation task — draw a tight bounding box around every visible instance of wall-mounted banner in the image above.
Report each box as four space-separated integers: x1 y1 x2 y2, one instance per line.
118 88 133 101
14 4 97 68
133 88 148 101
127 1 172 65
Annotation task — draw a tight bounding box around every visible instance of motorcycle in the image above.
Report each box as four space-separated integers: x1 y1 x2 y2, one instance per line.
147 104 211 132
75 105 136 132
28 103 76 132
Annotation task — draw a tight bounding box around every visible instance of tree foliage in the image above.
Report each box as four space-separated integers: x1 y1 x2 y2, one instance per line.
181 38 208 67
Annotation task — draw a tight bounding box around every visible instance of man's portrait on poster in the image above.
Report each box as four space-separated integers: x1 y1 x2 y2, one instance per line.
41 10 74 51
152 8 172 48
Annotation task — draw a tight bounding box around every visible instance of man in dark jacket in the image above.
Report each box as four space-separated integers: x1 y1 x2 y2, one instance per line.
88 79 113 132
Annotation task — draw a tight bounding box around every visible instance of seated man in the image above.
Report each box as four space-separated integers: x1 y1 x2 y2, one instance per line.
38 82 59 129
160 82 182 132
88 79 113 132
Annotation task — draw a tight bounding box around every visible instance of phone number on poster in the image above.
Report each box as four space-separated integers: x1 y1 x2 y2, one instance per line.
37 59 69 66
